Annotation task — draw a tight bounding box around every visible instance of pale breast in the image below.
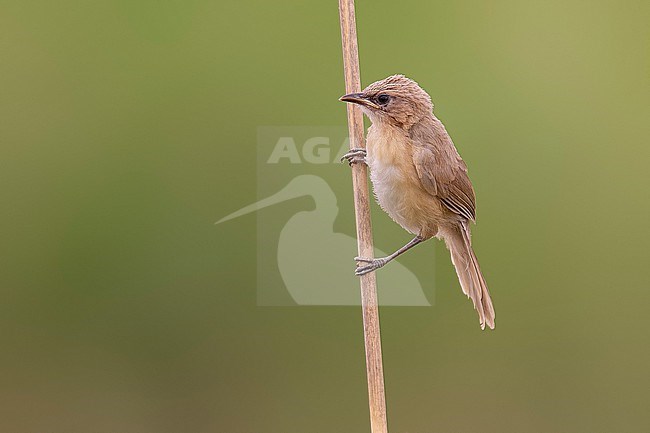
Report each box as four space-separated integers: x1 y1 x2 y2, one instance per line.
366 126 443 237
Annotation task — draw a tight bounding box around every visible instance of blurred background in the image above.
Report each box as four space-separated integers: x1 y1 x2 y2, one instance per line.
1 1 649 432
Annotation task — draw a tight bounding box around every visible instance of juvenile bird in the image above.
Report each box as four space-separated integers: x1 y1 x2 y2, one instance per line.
340 74 495 329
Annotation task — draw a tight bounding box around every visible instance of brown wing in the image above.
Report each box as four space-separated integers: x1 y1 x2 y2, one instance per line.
411 122 476 222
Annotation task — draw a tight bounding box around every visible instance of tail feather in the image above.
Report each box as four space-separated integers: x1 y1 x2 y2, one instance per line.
444 223 495 330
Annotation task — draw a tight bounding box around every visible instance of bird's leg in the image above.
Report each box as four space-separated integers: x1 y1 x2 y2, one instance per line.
354 236 426 276
340 148 367 166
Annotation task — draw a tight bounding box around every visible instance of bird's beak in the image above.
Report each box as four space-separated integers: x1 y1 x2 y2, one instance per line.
339 93 379 109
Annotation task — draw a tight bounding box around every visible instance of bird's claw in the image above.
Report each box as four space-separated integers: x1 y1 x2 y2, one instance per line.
341 148 367 166
354 256 387 276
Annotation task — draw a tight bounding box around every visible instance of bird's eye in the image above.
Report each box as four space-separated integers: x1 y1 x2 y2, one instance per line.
376 94 390 105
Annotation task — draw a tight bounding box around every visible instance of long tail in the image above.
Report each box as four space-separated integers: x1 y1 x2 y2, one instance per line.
443 223 495 330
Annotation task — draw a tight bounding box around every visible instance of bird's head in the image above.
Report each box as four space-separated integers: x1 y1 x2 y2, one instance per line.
339 74 433 128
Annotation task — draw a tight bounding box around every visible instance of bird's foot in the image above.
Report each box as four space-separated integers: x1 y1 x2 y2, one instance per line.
354 256 388 276
340 148 367 166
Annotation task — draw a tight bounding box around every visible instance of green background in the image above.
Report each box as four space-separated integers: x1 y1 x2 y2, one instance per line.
1 1 649 432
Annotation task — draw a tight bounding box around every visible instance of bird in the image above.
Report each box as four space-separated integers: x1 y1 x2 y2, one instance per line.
339 74 495 329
